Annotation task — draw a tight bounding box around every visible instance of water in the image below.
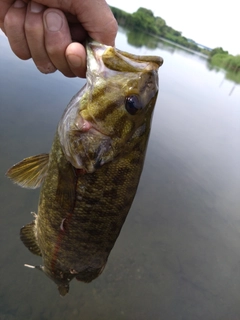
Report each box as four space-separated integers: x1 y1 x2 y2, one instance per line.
0 28 240 320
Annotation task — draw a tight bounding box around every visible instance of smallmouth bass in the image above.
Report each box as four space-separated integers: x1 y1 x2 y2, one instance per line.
6 39 163 296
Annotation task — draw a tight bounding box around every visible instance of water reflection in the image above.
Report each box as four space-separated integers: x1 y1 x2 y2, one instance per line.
207 62 240 95
126 29 159 49
1 28 240 320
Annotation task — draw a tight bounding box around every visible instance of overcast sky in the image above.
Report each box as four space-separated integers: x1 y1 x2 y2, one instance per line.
107 0 240 55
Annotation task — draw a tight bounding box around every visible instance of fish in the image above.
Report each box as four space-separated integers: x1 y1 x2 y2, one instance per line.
6 39 163 296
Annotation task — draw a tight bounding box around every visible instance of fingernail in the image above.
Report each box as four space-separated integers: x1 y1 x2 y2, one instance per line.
44 12 63 32
30 1 44 13
67 54 82 68
13 0 26 8
37 63 56 74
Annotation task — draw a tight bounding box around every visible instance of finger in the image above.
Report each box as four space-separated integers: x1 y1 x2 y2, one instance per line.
0 0 14 31
3 0 31 59
43 8 75 77
25 1 56 73
68 21 87 43
25 0 118 45
74 0 118 46
65 42 86 78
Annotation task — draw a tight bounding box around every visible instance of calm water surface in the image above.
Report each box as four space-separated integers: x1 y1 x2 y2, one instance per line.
1 28 240 320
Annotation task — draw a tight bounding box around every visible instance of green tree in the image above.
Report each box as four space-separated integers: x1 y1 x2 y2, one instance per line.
209 47 228 57
131 7 156 34
155 16 166 28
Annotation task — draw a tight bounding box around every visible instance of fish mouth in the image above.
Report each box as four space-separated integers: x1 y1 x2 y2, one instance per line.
87 39 163 73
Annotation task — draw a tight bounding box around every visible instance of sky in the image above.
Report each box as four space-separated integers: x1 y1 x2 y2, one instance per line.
107 0 240 55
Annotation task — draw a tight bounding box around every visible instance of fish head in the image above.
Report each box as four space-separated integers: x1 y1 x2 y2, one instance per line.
58 40 163 172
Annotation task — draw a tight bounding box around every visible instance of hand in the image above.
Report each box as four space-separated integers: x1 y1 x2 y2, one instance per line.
0 0 118 77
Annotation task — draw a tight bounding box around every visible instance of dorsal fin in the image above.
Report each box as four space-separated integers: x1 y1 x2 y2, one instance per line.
20 221 42 256
6 154 49 189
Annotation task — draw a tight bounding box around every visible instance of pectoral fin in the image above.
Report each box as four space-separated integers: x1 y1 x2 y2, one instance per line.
6 154 49 189
20 221 42 257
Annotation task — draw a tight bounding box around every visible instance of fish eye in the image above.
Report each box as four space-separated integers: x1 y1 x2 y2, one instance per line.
125 95 142 115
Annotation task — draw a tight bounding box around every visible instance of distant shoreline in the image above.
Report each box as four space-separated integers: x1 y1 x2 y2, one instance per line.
110 6 211 56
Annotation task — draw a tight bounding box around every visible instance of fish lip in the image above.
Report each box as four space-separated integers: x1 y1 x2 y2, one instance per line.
75 112 110 137
87 41 108 61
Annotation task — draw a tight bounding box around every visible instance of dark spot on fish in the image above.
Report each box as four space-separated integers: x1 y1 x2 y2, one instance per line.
93 100 120 121
116 203 126 212
85 173 98 184
84 197 100 205
78 216 90 223
127 185 136 194
94 158 102 169
116 197 133 212
87 218 104 226
112 167 131 184
115 114 134 138
102 188 118 199
87 228 102 236
130 155 141 165
110 221 119 232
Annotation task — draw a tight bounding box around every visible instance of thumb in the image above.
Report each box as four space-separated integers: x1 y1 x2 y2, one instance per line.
66 42 87 78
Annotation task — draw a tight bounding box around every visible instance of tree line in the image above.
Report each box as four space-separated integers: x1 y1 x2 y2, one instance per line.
110 6 205 53
209 47 240 77
110 6 240 79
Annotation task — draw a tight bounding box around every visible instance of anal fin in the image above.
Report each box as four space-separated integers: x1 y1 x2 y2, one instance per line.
20 221 42 257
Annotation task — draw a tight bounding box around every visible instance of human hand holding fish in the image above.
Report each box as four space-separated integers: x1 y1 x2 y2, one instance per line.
0 0 117 77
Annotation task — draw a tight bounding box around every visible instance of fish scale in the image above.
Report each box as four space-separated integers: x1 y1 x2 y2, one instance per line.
6 39 163 295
